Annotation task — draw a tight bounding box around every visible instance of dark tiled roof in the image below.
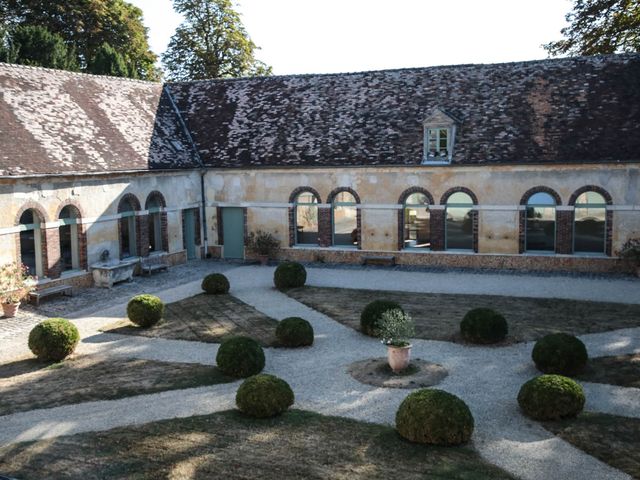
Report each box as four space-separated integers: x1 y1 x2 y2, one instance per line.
168 54 640 168
0 63 196 176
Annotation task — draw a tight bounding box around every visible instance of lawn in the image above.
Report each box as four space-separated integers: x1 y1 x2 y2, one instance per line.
287 286 640 343
0 409 514 480
0 355 232 416
102 293 279 346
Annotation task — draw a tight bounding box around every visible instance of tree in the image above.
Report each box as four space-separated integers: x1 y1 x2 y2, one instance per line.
87 42 129 77
162 0 272 81
0 0 159 79
0 25 78 70
545 0 640 56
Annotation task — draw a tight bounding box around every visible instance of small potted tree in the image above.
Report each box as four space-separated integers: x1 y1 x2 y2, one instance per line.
247 230 281 265
618 238 640 278
0 263 37 317
378 308 415 373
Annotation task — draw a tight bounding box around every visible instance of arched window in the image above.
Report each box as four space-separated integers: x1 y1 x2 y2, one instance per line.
526 192 556 252
574 191 606 254
59 205 81 271
445 192 474 250
403 193 430 249
19 209 44 277
118 196 140 258
145 193 165 253
332 191 358 247
294 191 319 245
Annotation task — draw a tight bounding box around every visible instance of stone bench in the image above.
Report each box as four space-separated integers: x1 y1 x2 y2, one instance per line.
29 284 73 306
141 252 170 276
361 255 396 267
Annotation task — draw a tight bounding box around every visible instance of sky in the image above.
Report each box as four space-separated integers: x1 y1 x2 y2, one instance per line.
128 0 573 75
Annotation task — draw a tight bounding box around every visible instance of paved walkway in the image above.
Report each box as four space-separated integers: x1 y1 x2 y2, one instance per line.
0 265 638 480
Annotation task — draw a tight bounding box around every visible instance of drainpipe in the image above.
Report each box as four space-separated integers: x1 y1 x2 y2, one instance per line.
200 169 209 257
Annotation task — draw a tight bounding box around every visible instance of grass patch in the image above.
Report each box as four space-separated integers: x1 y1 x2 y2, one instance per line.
0 409 514 479
287 286 640 343
543 412 640 479
577 353 640 388
102 293 279 346
0 355 232 416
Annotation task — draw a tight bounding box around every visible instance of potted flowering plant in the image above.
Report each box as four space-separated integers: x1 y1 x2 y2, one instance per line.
0 262 37 317
247 230 281 265
378 309 415 373
617 238 640 277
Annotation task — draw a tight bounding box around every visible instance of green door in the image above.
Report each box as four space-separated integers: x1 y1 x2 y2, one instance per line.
183 208 197 260
222 208 244 259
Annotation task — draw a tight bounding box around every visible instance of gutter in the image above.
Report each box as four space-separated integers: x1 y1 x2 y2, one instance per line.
163 85 209 256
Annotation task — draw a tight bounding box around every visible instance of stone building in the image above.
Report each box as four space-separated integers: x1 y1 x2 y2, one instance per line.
1 53 639 289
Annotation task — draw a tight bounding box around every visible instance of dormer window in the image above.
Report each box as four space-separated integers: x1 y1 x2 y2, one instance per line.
422 108 459 164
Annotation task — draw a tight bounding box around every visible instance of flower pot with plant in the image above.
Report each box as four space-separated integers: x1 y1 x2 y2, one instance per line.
247 230 281 265
378 308 415 373
0 262 37 318
617 238 640 278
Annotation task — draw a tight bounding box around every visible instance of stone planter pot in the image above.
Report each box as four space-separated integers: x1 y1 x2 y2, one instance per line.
258 254 269 266
2 301 20 318
387 344 412 373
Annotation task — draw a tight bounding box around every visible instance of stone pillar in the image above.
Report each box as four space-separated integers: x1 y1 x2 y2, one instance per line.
44 226 60 279
137 215 149 257
555 209 573 254
318 206 332 247
429 208 445 251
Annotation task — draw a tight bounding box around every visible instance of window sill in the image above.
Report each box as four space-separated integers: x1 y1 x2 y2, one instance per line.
420 160 451 166
403 247 431 253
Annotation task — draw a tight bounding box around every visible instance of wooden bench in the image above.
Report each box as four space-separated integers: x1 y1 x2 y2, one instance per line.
29 284 73 306
361 255 396 267
141 252 170 276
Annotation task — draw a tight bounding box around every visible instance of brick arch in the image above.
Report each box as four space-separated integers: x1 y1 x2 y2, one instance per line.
117 193 144 259
55 200 85 220
327 187 361 249
440 186 478 205
117 193 141 212
397 187 435 250
568 185 613 206
569 186 613 257
145 190 167 209
519 186 562 206
289 186 321 204
14 202 49 278
52 200 88 275
15 201 49 225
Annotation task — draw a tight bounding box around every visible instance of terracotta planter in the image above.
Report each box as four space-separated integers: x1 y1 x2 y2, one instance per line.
2 301 20 318
258 254 269 266
387 344 412 373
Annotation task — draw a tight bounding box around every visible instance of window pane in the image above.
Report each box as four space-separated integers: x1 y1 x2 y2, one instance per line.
406 193 428 206
296 205 318 244
296 192 317 204
333 205 357 246
526 206 555 251
575 206 605 253
404 206 430 248
446 207 473 250
59 224 73 271
20 210 35 225
575 191 605 205
447 192 473 205
335 191 356 204
527 192 556 206
149 212 161 252
20 230 36 275
121 218 131 257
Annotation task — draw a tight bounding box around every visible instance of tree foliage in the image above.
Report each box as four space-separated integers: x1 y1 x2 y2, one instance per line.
162 0 272 81
0 0 158 79
0 25 78 70
87 42 129 77
545 0 640 56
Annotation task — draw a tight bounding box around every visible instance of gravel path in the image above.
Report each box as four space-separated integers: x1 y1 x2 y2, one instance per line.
0 265 638 480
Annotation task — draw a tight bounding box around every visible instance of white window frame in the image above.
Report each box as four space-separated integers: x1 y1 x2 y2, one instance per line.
423 125 455 164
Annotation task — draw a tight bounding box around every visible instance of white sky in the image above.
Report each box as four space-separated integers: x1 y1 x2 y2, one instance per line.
129 0 572 75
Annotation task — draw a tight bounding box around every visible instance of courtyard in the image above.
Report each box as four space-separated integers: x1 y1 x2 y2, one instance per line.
0 260 638 479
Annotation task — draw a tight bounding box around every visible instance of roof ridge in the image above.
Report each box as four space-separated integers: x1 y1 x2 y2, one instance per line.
0 62 160 85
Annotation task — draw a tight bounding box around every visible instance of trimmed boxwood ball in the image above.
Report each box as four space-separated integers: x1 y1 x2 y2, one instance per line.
127 294 164 328
396 388 474 446
216 336 265 378
360 300 404 337
532 333 588 376
276 317 314 347
460 308 508 344
201 273 230 294
273 261 306 290
28 318 80 362
518 374 585 420
236 374 294 418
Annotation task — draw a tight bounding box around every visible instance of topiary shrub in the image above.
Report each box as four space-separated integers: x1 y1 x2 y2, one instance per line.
216 336 265 378
127 294 164 328
235 373 294 418
395 388 474 445
460 308 508 344
28 318 80 361
532 333 588 376
273 262 306 290
360 300 404 337
517 374 585 420
276 317 314 347
201 273 230 294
